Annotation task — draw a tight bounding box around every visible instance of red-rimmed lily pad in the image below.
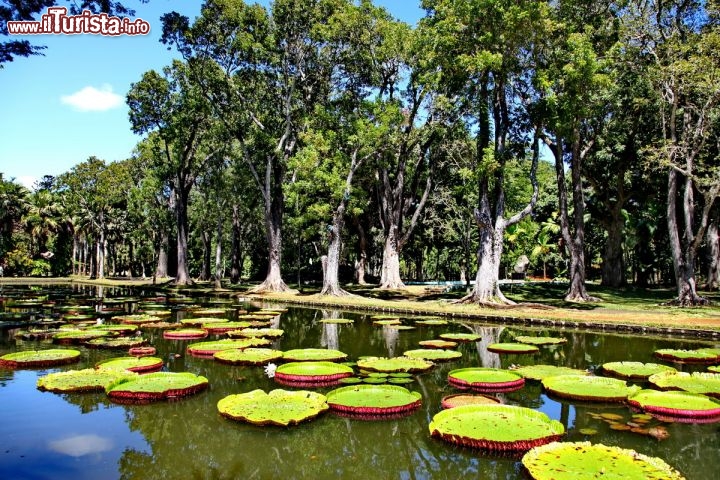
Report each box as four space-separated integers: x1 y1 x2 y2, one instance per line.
129 346 156 357
510 365 589 381
429 405 564 452
441 393 501 409
513 336 567 346
439 332 481 343
115 314 162 325
217 389 328 426
356 356 434 374
402 349 462 362
654 348 720 364
230 328 284 339
87 324 139 335
326 384 422 416
648 371 720 397
192 308 229 316
180 317 229 327
163 328 208 340
487 343 540 354
214 348 284 366
521 441 685 479
448 368 525 392
106 371 208 403
542 375 640 402
96 356 164 373
85 337 147 349
0 349 81 368
207 322 255 334
602 361 677 380
137 321 177 330
52 329 112 344
274 361 354 383
281 348 348 362
319 318 354 324
186 338 271 356
627 389 720 421
37 368 137 393
419 339 457 349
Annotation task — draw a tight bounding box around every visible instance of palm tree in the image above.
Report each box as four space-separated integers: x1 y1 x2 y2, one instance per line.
24 189 61 256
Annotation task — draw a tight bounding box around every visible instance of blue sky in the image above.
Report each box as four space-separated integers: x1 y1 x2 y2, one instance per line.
0 0 424 189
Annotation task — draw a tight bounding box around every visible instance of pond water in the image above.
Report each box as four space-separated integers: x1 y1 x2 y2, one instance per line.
1 284 718 480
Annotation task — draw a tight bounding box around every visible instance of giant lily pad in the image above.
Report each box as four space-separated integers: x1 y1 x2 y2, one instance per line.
214 348 284 366
163 328 208 340
319 318 354 324
96 356 163 373
522 441 685 479
429 405 564 452
192 308 228 316
85 337 147 349
217 389 328 426
281 348 348 362
402 349 462 362
654 348 720 364
487 343 540 354
0 349 81 368
106 372 208 403
448 368 525 392
52 329 111 344
115 314 162 325
231 328 284 339
439 332 481 343
542 375 641 402
513 335 567 346
627 389 720 420
186 338 271 356
87 324 139 335
326 384 421 416
648 371 720 397
602 361 677 380
37 368 137 393
419 339 457 349
356 356 434 373
511 365 589 381
206 321 254 334
180 317 229 327
274 361 354 384
441 393 501 409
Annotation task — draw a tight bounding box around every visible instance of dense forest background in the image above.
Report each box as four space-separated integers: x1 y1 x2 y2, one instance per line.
1 0 719 306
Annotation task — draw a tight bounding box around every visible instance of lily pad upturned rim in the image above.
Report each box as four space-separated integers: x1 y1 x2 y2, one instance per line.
418 339 458 349
106 371 209 403
281 348 348 362
654 348 720 364
542 375 640 402
214 348 284 366
438 332 482 343
627 389 720 419
217 389 328 426
163 328 209 340
601 361 677 379
186 338 271 356
85 337 147 349
115 314 162 325
356 356 434 373
326 384 422 415
402 349 462 362
513 335 568 346
510 365 590 381
274 361 354 383
429 405 564 452
0 349 82 368
521 441 685 480
96 356 164 373
37 368 137 393
487 343 540 354
647 371 720 398
441 393 502 409
319 318 355 324
129 346 157 357
448 368 525 392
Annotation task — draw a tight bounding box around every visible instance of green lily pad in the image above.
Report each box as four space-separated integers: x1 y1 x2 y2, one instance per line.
281 348 348 362
163 328 208 340
439 332 481 342
186 338 271 356
373 319 402 326
402 349 462 362
414 318 448 326
441 393 501 409
602 361 677 380
231 328 284 339
115 314 162 325
274 361 354 384
419 339 458 349
429 405 564 452
214 348 284 366
52 329 111 344
648 371 720 397
356 356 434 373
448 368 525 392
62 314 97 322
511 365 590 381
522 441 685 479
192 308 228 316
85 337 147 349
487 343 540 354
96 356 163 373
106 372 209 403
362 377 387 384
217 389 328 427
627 389 720 420
654 348 720 364
326 384 422 415
319 318 354 324
388 377 414 385
87 324 139 335
181 317 229 326
0 349 81 368
37 368 137 393
709 365 720 373
207 321 255 334
338 377 363 384
129 346 157 357
542 375 641 402
138 321 177 330
514 336 567 345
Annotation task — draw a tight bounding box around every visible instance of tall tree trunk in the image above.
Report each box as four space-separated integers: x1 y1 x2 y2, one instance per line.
706 219 719 290
175 185 192 285
601 208 626 287
353 216 368 285
128 240 135 277
380 226 405 289
72 234 78 275
320 215 346 296
155 231 169 278
214 217 223 289
230 204 241 284
199 230 211 281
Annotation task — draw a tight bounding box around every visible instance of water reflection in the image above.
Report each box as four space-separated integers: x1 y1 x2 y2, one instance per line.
48 434 114 457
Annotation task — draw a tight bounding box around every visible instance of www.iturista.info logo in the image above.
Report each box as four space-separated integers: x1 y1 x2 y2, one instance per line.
7 7 150 36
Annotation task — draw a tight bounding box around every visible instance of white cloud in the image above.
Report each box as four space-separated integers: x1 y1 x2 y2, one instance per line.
60 84 123 112
17 175 37 189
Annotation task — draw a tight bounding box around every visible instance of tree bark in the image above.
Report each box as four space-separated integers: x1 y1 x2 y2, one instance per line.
155 231 169 278
320 216 347 296
199 230 211 281
214 217 223 289
230 204 241 284
353 216 368 285
706 219 719 290
175 184 192 285
601 208 626 287
380 225 405 289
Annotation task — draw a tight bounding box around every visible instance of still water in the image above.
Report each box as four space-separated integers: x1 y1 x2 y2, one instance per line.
1 284 718 479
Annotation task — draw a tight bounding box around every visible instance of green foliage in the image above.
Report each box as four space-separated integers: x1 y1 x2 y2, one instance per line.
5 247 33 276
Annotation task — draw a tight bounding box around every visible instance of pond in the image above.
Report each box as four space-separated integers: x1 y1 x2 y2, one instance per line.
1 284 718 479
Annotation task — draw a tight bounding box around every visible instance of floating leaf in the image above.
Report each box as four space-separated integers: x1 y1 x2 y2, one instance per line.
402 349 462 362
163 329 208 340
274 361 354 385
106 372 208 403
38 368 137 393
96 356 163 373
514 336 567 345
511 365 589 381
0 349 81 368
356 356 434 373
542 375 640 402
648 371 720 397
654 348 720 364
602 361 677 380
217 389 328 426
282 348 348 362
214 348 284 366
439 333 481 343
186 338 271 356
627 389 720 420
441 393 501 409
326 384 421 416
487 343 539 354
448 368 525 392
